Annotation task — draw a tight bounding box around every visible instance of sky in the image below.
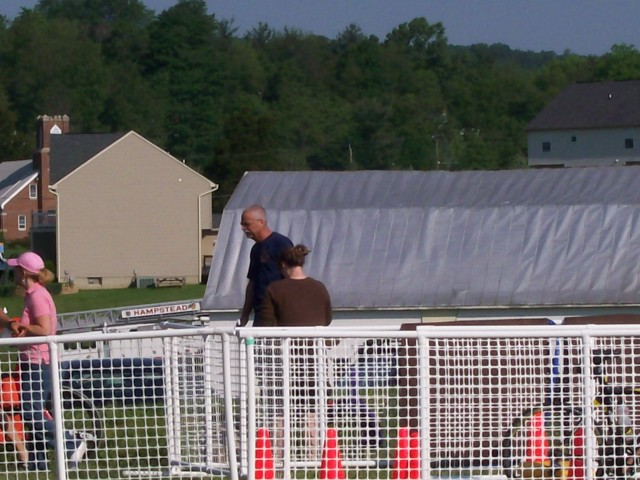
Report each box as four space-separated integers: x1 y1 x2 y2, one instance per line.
2 0 639 56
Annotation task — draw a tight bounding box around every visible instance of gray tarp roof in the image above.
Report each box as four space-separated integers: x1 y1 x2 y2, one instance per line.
0 160 37 209
203 168 640 311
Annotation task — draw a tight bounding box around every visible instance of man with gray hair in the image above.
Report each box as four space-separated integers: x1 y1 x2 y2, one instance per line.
239 205 293 326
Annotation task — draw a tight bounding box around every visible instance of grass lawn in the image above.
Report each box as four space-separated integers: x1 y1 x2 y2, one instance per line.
0 284 207 317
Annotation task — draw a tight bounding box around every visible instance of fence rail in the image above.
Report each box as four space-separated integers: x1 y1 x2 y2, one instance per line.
56 299 203 332
1 323 640 479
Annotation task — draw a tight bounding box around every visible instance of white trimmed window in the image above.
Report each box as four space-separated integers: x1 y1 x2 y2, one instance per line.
29 184 37 199
18 215 26 231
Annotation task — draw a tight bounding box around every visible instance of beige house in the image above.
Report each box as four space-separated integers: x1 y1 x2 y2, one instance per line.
33 115 218 289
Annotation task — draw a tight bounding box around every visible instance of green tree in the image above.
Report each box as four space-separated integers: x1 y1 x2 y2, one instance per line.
384 18 449 72
208 104 278 199
145 0 227 168
29 0 161 137
593 44 640 80
245 22 277 48
0 7 616 186
1 10 109 133
332 25 385 97
0 89 29 161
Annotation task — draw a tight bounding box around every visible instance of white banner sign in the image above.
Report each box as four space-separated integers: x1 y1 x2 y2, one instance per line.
121 302 201 319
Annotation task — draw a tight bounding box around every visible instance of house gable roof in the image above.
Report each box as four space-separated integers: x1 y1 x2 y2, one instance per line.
0 159 38 209
50 131 216 188
526 80 640 131
203 168 640 312
50 132 126 184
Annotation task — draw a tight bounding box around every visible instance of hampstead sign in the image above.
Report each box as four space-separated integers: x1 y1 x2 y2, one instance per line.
121 302 201 319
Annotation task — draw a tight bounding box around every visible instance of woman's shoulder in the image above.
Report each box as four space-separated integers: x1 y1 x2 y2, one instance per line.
301 277 330 294
305 276 327 286
27 283 54 300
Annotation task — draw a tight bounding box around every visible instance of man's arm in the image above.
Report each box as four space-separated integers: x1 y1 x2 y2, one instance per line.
239 280 254 326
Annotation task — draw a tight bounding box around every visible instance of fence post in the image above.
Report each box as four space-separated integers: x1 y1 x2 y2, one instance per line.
246 337 257 480
222 333 240 480
418 335 429 480
581 334 597 480
49 340 68 480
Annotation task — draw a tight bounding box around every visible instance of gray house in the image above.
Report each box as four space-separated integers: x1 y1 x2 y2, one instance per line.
527 80 640 167
202 168 640 325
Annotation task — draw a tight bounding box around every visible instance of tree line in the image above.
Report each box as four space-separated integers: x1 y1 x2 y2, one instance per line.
1 0 639 206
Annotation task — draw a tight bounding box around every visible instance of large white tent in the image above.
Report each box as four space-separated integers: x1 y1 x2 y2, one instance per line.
203 168 640 323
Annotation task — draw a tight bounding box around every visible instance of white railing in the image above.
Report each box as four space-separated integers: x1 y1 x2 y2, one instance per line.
0 323 640 479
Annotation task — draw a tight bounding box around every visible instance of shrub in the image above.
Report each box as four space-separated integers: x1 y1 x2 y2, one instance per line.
46 282 63 296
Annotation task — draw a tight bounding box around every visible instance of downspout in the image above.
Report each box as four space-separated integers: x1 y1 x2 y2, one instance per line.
49 185 60 281
199 184 219 281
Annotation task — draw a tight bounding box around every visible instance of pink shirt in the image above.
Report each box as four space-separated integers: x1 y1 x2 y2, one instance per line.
19 283 57 364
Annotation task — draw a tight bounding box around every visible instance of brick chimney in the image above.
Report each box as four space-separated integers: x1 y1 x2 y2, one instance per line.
33 114 69 211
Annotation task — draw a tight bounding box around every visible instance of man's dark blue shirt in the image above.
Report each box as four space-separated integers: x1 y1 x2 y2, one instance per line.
247 231 293 324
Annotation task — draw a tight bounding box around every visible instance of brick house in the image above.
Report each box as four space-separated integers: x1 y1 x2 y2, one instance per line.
0 115 66 243
0 159 40 242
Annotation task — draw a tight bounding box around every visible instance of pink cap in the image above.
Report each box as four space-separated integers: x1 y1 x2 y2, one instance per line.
7 252 45 274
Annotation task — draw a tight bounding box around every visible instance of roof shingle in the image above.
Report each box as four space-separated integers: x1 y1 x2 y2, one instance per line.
50 133 125 184
526 80 640 131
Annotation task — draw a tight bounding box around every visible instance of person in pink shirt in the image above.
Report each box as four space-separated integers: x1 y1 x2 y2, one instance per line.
0 251 86 471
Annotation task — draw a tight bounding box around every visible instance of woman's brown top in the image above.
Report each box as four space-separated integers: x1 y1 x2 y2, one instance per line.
259 277 332 327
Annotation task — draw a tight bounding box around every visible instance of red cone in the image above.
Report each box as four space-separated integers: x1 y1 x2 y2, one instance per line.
255 428 275 480
408 430 421 479
566 427 585 480
392 427 410 479
526 411 549 464
319 428 346 479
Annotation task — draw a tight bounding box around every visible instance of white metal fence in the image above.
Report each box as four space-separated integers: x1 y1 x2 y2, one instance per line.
1 323 640 479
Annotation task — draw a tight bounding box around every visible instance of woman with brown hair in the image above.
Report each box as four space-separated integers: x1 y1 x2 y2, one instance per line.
259 244 332 460
260 244 332 327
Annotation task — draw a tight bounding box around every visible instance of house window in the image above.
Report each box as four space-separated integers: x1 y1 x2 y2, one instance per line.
625 138 634 149
29 184 37 199
18 215 26 231
87 277 103 286
542 142 551 152
571 136 577 142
